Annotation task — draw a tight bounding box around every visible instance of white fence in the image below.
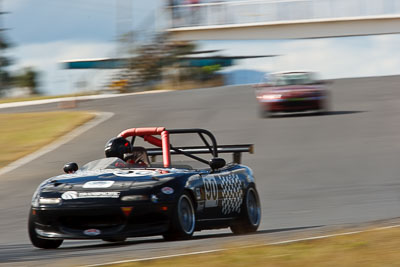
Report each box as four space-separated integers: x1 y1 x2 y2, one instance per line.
168 0 400 28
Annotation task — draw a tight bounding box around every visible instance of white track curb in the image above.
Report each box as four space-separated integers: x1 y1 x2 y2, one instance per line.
0 90 172 109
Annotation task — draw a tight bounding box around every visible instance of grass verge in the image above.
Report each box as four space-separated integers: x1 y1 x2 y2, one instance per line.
0 111 95 168
105 227 400 267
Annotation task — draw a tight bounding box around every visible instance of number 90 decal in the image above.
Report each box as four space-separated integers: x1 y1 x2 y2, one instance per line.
202 176 218 207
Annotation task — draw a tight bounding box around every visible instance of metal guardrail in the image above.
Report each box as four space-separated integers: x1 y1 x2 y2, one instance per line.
167 0 400 29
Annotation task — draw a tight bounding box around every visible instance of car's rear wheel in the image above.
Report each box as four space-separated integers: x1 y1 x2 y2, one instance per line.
28 209 63 249
163 192 196 241
230 187 261 234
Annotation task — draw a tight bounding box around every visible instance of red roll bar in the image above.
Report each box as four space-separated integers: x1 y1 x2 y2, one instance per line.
118 127 165 137
118 127 171 167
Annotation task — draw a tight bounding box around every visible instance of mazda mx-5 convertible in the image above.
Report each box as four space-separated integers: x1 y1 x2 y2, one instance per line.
256 71 330 117
29 127 261 248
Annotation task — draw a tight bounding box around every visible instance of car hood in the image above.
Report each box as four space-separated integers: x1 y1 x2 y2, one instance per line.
40 168 196 192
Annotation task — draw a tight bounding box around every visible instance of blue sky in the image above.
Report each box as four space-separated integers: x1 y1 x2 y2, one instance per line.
5 0 161 44
4 0 400 95
4 0 163 94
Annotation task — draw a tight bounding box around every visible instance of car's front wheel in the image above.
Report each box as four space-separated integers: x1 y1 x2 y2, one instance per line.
230 187 261 234
28 209 63 249
259 107 272 118
163 192 196 241
318 92 331 115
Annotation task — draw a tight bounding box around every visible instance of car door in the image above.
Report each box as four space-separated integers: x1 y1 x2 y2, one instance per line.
201 168 244 219
200 172 221 218
215 169 245 218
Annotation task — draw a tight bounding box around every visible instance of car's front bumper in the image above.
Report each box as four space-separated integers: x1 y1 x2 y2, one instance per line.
260 97 325 112
31 202 174 240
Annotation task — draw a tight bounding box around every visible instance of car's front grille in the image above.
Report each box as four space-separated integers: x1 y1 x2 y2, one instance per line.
282 100 312 108
59 215 125 230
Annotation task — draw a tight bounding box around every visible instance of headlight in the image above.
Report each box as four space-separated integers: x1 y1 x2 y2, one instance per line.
151 194 159 203
263 94 282 100
39 197 62 205
121 195 149 201
31 193 40 207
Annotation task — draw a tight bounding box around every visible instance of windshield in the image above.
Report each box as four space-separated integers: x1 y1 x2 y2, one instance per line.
81 158 132 171
270 72 316 86
81 157 195 171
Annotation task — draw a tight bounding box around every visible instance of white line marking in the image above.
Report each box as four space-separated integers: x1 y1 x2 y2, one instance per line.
80 223 400 267
82 248 225 267
268 230 364 245
0 111 114 177
371 224 400 231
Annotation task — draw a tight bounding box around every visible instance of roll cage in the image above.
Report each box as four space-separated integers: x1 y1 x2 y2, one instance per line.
117 127 253 168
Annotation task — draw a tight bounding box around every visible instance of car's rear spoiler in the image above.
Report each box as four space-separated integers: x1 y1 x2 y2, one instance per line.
146 144 254 164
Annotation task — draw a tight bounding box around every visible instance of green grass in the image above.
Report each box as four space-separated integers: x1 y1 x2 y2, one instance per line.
0 111 95 168
104 227 400 267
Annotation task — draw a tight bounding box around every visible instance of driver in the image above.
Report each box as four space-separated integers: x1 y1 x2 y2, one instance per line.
104 137 149 166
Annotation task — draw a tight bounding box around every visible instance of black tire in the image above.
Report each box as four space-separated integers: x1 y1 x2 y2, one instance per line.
230 187 261 234
259 107 271 118
163 192 196 241
317 102 329 115
28 209 63 249
318 92 331 115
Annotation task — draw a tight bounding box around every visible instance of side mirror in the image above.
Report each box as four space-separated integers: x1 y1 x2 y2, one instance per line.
63 162 78 174
209 158 226 170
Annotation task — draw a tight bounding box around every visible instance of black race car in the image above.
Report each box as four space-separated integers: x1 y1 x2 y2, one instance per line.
29 127 261 249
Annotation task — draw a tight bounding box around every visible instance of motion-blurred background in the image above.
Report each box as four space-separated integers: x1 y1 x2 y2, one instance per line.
2 0 400 97
3 1 400 266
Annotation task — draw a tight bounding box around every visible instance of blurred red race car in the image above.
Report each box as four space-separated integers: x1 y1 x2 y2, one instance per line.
255 71 330 117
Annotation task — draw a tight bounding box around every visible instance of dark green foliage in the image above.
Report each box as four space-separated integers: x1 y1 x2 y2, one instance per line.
0 32 12 92
129 33 197 87
13 67 40 95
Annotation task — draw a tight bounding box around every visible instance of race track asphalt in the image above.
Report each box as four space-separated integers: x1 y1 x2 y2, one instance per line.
1 75 400 266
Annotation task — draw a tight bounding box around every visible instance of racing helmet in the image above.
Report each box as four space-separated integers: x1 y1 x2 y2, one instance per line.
104 137 132 160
